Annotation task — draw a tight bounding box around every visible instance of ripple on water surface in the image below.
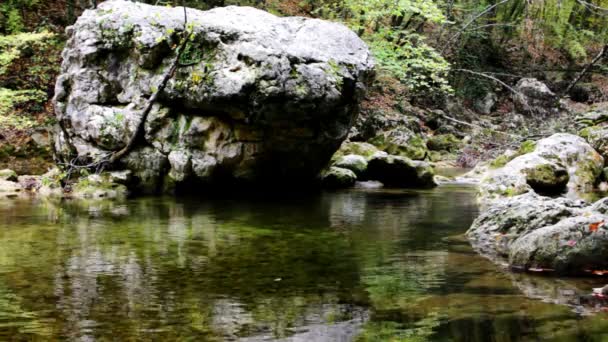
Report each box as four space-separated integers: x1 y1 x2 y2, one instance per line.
0 185 608 341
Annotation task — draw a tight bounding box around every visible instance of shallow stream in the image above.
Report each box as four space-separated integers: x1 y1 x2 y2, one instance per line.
1 185 608 341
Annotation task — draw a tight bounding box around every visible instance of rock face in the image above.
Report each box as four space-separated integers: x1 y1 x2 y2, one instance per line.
53 0 374 192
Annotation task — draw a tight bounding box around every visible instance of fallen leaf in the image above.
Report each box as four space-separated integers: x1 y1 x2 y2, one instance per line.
593 270 608 276
590 221 605 232
567 240 577 247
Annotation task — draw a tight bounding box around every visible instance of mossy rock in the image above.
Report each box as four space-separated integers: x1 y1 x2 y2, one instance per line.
489 140 537 169
334 154 367 177
578 125 608 160
366 153 436 188
0 169 17 182
332 142 380 162
370 133 428 160
72 173 129 199
523 163 569 195
321 166 357 188
426 134 461 152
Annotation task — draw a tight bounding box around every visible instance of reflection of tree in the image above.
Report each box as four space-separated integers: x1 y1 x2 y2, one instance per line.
0 280 53 338
0 196 367 340
323 186 480 341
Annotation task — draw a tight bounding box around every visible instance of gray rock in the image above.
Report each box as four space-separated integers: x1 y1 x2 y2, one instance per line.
575 109 608 129
332 141 379 161
467 193 584 258
473 92 497 115
71 173 129 199
0 169 17 182
509 213 608 273
369 127 428 160
467 133 608 275
366 153 436 188
468 180 608 275
579 124 608 160
0 180 22 196
479 133 603 203
513 78 559 115
108 170 132 185
334 154 367 177
321 167 357 188
53 0 374 192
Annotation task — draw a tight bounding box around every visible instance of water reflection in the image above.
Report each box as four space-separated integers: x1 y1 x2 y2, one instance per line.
0 186 608 341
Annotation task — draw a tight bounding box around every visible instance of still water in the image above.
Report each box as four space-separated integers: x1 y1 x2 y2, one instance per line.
1 184 608 341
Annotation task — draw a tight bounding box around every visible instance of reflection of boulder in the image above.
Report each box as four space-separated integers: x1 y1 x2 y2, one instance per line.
509 272 608 316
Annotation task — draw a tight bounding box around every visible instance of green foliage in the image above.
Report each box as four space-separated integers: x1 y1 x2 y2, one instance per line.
0 0 40 33
488 0 608 62
0 31 58 130
370 32 451 92
0 31 54 75
318 0 452 94
0 88 45 129
357 313 443 342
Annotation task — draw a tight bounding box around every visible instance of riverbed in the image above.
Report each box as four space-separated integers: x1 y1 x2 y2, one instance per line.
1 184 608 341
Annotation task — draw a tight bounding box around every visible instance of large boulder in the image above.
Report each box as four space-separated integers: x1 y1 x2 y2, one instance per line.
467 193 584 259
467 133 608 275
479 133 603 203
53 0 374 192
467 192 608 275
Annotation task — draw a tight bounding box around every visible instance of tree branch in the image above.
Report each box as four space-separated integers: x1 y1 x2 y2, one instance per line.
563 44 608 96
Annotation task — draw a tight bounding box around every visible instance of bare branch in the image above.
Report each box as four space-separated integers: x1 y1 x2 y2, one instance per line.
452 68 523 97
563 44 608 96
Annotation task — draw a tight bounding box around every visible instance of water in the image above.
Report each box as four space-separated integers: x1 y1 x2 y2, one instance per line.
1 184 608 341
